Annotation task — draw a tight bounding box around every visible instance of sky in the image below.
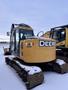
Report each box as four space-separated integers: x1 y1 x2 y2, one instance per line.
0 0 68 35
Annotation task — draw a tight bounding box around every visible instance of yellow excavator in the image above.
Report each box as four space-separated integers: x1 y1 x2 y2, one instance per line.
43 25 68 62
4 24 68 90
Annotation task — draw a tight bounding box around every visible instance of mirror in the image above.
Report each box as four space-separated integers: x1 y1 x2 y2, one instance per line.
37 31 44 37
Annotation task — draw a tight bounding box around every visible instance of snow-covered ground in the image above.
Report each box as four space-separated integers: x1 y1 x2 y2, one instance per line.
0 44 68 90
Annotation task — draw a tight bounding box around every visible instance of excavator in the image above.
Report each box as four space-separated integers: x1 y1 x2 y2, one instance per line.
43 25 68 63
4 24 68 90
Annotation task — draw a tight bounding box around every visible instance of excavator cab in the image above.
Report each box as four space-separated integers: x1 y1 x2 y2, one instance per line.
9 24 34 56
50 26 66 48
49 25 68 63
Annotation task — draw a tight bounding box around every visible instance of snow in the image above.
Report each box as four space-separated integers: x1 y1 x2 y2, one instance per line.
16 61 41 75
56 49 62 50
0 34 10 43
56 59 66 65
5 55 15 60
0 43 68 90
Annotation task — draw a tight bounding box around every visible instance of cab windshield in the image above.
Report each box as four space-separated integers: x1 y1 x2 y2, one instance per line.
51 29 65 42
20 29 34 40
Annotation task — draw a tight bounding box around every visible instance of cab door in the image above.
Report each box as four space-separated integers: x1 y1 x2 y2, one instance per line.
10 30 16 55
15 29 20 56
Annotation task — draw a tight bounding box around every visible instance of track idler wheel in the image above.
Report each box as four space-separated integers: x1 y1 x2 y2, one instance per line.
53 59 68 74
53 63 62 73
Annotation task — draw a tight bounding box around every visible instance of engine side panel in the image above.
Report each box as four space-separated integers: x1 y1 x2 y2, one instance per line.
20 39 56 63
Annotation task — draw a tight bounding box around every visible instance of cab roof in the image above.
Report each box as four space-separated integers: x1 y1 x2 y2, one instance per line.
11 23 33 31
51 24 68 30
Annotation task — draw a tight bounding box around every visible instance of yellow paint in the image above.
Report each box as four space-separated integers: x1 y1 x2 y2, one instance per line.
65 28 68 48
42 31 50 38
20 39 56 63
56 40 65 46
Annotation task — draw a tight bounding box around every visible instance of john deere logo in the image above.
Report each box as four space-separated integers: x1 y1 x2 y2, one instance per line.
39 41 55 47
